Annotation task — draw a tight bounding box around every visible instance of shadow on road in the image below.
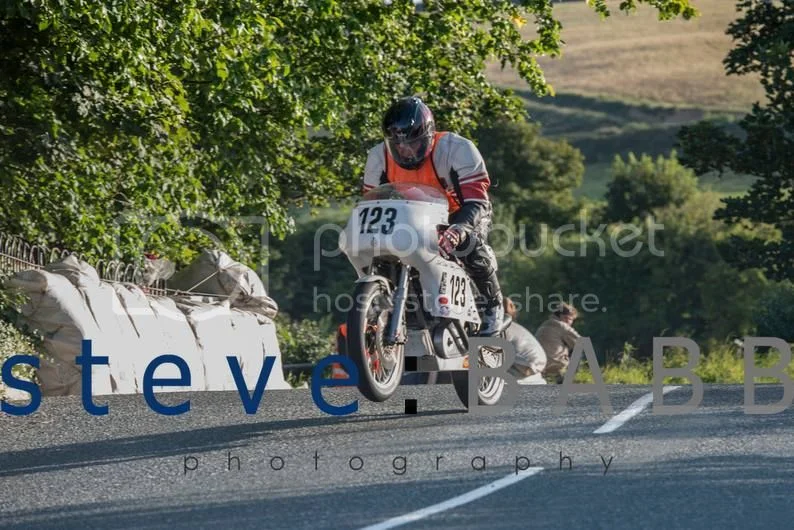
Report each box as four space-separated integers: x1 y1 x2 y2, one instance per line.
4 454 794 529
0 409 460 478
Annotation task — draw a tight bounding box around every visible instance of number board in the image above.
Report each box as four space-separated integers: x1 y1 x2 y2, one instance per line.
439 270 469 309
357 206 398 235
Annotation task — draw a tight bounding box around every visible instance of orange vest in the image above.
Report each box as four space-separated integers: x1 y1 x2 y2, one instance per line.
384 131 461 214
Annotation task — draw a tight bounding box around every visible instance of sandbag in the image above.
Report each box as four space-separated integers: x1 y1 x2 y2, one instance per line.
169 250 278 318
177 302 291 391
142 295 206 392
46 256 138 393
227 310 273 388
8 255 291 396
110 285 207 392
111 283 166 390
260 317 291 389
174 298 238 391
9 268 112 396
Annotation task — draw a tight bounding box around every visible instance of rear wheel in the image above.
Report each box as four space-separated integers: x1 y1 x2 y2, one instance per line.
451 345 506 407
347 281 405 402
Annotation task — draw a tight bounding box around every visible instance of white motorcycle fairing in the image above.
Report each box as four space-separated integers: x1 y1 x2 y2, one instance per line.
339 194 481 326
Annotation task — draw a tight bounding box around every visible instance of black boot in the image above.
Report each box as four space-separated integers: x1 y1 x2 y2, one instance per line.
472 270 504 336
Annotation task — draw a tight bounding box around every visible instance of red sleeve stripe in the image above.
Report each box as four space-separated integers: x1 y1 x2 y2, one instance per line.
460 180 489 202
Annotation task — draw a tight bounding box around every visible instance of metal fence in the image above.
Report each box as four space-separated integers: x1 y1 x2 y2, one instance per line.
1 231 170 296
0 231 314 374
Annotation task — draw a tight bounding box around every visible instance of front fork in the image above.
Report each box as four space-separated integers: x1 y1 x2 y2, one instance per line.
385 264 410 345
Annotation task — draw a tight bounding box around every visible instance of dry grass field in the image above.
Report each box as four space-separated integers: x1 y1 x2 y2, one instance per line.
483 0 763 198
486 0 765 112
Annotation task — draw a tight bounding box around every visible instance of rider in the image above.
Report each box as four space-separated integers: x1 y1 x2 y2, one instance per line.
361 96 504 336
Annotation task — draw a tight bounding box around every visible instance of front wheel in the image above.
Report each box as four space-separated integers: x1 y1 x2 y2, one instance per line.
347 281 405 402
451 345 506 407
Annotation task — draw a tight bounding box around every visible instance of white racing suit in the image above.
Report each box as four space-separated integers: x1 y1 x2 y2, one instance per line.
362 132 504 324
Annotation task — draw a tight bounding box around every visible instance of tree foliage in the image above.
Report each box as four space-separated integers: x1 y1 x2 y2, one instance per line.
677 0 794 280
603 151 698 222
274 313 335 366
1 0 696 268
753 279 794 342
474 119 584 230
266 207 355 322
500 191 767 359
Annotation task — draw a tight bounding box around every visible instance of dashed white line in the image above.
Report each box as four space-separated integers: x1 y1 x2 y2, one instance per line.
594 385 680 434
362 386 678 528
359 467 544 530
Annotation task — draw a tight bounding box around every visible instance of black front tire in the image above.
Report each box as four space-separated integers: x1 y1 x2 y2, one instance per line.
346 281 405 402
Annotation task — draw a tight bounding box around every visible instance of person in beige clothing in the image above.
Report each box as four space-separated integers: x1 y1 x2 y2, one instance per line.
536 303 581 382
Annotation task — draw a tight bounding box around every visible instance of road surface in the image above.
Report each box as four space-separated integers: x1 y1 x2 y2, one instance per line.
2 384 793 528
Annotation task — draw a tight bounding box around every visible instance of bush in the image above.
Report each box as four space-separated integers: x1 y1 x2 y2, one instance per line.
1 271 44 397
267 207 357 323
604 151 698 223
0 271 26 322
501 190 768 359
569 341 794 384
474 119 584 230
0 320 40 398
274 314 335 367
753 280 794 343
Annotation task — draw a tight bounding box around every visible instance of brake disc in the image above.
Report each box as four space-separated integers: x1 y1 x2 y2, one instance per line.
376 311 398 371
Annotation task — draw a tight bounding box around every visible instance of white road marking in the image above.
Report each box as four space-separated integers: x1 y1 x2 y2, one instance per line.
594 385 680 434
359 467 544 530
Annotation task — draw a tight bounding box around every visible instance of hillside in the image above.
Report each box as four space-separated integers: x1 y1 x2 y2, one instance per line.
485 0 764 198
487 0 764 111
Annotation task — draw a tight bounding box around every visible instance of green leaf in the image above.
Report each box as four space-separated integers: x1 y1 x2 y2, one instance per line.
215 60 229 81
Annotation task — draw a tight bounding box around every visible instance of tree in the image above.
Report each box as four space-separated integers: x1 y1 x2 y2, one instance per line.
753 280 794 342
474 119 584 230
1 0 697 269
498 190 768 360
677 0 794 281
603 151 698 222
266 207 356 322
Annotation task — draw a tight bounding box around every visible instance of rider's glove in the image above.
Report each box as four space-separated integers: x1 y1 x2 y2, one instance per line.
438 224 467 259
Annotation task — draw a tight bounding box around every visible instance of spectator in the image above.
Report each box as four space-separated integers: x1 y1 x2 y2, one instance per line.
536 303 581 383
504 297 548 385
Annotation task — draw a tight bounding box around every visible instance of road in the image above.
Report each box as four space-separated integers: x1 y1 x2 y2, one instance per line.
1 384 793 529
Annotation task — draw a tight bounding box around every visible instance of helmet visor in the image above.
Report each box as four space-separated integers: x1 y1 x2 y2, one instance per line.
385 134 431 169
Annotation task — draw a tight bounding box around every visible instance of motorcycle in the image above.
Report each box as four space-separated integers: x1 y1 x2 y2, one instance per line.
338 182 511 408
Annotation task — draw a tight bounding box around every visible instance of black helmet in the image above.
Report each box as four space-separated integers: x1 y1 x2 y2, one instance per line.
382 96 436 170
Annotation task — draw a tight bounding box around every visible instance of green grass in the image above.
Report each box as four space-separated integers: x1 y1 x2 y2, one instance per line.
572 343 794 384
573 159 755 200
524 92 753 200
519 90 742 155
513 89 752 200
